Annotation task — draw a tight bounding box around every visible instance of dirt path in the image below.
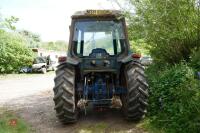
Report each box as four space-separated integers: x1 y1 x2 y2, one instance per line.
0 73 55 103
0 74 147 133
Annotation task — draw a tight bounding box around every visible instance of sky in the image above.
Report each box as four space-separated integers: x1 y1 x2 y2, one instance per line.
0 0 122 41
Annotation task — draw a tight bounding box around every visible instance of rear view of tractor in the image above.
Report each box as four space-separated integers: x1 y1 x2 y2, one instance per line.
53 10 149 123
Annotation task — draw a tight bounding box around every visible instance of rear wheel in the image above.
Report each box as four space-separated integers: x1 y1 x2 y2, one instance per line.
122 62 149 121
53 63 78 124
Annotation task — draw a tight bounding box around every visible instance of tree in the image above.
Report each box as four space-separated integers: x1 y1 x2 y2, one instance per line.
127 0 199 64
0 16 19 31
19 30 41 48
0 13 34 73
0 30 34 73
40 41 68 51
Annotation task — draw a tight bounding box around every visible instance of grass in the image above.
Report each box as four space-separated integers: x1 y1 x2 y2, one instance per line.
0 71 55 80
137 118 166 133
76 120 160 133
78 122 108 133
0 108 30 133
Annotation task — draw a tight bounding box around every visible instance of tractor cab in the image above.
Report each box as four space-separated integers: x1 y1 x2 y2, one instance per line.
68 10 130 69
71 16 128 73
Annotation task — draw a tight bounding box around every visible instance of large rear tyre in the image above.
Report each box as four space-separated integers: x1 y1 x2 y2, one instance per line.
122 62 149 121
53 63 78 124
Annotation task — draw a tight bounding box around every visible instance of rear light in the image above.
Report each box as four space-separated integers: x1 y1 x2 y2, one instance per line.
132 53 141 59
58 56 67 63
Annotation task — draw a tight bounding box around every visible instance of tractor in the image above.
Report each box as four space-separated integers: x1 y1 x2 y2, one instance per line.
53 10 149 123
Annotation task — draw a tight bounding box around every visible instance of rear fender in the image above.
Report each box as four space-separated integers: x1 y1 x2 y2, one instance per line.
118 54 140 64
66 57 80 65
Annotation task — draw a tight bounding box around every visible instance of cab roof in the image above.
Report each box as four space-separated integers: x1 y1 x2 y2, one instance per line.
71 10 123 19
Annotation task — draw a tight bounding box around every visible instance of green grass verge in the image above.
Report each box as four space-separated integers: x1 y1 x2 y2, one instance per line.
137 118 166 133
0 108 31 133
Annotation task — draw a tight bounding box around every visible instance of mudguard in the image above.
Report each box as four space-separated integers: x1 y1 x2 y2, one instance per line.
118 54 140 64
66 57 80 65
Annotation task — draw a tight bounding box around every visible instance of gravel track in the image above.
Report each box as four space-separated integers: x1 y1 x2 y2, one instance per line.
0 73 147 133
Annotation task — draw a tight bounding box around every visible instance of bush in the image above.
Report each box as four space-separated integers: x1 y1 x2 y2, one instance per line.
0 30 34 73
128 0 199 65
146 63 200 133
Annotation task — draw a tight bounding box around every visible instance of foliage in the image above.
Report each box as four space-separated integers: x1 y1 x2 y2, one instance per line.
111 0 200 132
4 16 19 30
128 0 199 64
19 30 41 48
0 13 67 74
0 14 35 74
146 63 200 133
0 16 19 31
40 41 68 51
130 39 151 55
0 30 34 73
19 30 67 51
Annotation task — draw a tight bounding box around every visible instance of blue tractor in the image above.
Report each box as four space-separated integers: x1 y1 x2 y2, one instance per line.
53 10 149 124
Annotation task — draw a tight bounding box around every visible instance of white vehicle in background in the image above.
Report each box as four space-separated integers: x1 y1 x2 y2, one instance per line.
32 56 59 74
32 57 47 74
